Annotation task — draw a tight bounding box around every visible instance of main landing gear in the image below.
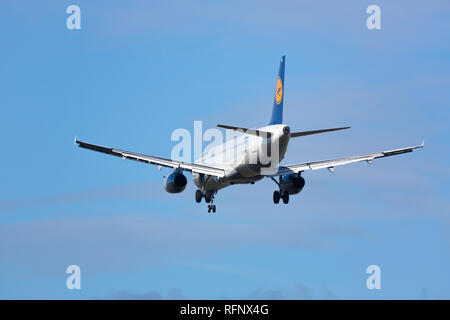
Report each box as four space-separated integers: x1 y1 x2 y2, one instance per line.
195 189 217 213
273 190 289 204
270 177 289 204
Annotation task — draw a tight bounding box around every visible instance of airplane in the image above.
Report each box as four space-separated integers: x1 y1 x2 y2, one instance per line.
75 56 423 213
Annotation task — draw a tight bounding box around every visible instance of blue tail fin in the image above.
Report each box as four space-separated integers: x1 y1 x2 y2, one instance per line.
269 56 285 125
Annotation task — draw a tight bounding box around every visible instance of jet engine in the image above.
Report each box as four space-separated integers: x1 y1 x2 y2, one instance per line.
164 170 188 193
279 174 305 195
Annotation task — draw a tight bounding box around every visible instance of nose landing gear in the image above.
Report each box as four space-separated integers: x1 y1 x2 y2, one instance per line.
206 190 217 213
208 203 216 213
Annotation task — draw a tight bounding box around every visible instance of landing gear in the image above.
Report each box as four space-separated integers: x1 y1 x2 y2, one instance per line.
207 191 216 213
273 190 289 204
195 189 218 212
270 177 289 205
195 190 203 203
273 191 280 204
204 191 213 203
282 191 289 204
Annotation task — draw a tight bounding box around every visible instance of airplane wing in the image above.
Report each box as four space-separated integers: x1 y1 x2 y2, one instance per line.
265 142 424 176
75 139 226 178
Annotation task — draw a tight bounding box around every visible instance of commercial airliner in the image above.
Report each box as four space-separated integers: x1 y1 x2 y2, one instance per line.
75 56 423 213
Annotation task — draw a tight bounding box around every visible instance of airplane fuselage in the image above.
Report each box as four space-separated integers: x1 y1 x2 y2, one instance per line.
192 124 290 191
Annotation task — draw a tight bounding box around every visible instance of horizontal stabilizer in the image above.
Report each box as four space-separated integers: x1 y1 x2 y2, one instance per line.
291 126 350 138
217 124 272 138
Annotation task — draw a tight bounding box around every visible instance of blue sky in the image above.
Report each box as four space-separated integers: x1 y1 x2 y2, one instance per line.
0 0 449 299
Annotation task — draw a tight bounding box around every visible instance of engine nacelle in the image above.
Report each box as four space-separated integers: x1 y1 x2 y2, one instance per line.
279 174 305 195
164 170 188 193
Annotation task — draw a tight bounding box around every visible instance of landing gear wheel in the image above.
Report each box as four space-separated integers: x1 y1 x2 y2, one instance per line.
273 191 280 204
282 191 289 204
195 190 203 203
205 190 217 212
204 191 212 203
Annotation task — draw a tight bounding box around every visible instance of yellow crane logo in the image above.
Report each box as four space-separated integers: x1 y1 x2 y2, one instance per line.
275 77 283 105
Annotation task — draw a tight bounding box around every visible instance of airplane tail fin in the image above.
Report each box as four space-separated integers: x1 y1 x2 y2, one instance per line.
269 56 286 125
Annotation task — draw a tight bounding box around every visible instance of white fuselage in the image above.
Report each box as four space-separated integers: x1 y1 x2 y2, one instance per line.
192 124 290 191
